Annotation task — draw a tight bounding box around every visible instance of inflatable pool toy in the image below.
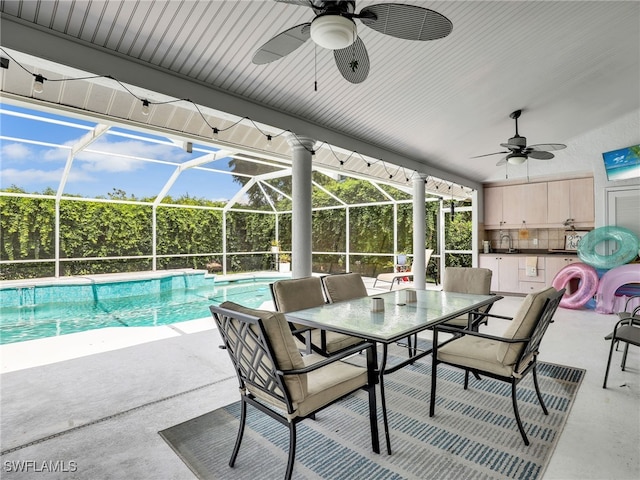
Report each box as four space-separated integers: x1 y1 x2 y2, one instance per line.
577 226 639 269
595 264 640 314
551 262 599 309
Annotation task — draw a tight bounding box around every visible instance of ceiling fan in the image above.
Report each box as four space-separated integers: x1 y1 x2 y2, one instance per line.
474 110 567 166
251 1 453 84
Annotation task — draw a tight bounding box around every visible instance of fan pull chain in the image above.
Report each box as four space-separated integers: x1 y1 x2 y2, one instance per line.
350 23 358 73
314 44 318 92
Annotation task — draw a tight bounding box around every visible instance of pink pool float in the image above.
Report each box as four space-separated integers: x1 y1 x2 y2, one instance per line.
551 262 599 309
595 264 640 314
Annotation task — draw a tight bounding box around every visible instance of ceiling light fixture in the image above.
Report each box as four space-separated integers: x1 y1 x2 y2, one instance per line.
33 74 45 93
310 15 356 50
141 99 150 115
507 152 527 165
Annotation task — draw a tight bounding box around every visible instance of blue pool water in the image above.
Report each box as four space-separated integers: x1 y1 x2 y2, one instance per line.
0 274 280 345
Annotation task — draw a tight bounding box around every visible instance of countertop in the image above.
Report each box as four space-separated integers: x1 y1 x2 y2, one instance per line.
481 249 579 256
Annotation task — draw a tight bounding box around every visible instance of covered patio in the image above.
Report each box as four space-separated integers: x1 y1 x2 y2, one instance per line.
1 278 638 479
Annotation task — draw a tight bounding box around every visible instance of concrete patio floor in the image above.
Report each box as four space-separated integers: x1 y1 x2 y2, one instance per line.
1 277 638 479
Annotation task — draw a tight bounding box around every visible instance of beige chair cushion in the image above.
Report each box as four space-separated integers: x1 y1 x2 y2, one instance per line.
496 287 556 366
272 276 363 354
295 354 368 417
218 302 368 419
443 267 492 294
436 335 514 377
443 267 492 326
438 287 558 376
271 277 326 313
220 301 307 402
322 273 368 303
309 329 363 353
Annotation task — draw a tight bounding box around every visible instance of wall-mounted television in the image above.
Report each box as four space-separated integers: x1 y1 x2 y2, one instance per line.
602 144 640 181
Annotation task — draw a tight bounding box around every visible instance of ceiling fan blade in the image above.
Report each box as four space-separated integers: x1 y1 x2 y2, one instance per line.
471 151 509 159
528 150 555 160
500 142 525 151
528 143 567 152
334 36 370 84
273 0 313 6
496 157 508 166
359 4 453 41
252 23 311 65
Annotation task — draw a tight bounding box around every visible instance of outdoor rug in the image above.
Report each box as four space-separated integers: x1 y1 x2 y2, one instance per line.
159 355 584 480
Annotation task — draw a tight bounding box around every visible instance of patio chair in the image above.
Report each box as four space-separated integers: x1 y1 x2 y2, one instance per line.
270 276 364 355
210 302 378 480
603 302 640 388
321 272 368 302
373 249 434 290
441 267 493 329
430 287 565 445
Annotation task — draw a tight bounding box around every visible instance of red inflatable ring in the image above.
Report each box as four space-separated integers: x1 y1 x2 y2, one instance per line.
551 262 599 309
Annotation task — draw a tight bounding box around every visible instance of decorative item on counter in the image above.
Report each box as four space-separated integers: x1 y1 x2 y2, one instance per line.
483 241 490 254
564 230 589 251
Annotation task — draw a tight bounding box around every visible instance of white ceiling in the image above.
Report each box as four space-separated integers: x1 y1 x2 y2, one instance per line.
1 0 639 189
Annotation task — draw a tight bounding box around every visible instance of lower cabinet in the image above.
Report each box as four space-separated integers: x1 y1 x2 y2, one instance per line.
479 255 519 293
545 256 581 286
517 256 546 293
479 255 549 294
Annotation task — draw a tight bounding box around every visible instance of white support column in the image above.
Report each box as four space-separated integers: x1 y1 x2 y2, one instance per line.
345 207 350 272
413 175 427 290
393 203 398 256
152 206 157 271
285 134 316 278
438 198 446 285
55 200 60 278
471 189 479 267
222 210 227 275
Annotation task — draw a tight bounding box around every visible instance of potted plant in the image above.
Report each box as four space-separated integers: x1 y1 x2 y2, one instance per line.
278 253 291 273
270 239 280 253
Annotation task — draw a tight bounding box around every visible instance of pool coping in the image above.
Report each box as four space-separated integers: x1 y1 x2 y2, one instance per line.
0 317 217 374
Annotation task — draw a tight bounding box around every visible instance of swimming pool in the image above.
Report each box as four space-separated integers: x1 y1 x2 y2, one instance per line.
0 273 283 345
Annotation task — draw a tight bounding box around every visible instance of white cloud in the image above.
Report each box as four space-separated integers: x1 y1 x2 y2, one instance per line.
0 168 94 186
1 143 32 160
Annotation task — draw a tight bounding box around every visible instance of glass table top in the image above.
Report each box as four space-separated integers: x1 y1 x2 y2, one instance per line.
285 289 501 343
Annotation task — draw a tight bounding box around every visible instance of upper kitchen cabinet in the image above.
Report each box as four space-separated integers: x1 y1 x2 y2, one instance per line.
484 186 504 228
484 183 548 229
547 177 594 227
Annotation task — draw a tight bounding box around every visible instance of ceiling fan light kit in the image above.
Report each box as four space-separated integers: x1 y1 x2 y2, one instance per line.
310 15 356 50
507 153 527 165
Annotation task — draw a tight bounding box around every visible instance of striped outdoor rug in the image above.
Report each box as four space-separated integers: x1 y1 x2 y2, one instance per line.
159 356 584 480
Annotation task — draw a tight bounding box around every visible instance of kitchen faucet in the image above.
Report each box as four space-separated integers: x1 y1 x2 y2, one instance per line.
500 233 516 253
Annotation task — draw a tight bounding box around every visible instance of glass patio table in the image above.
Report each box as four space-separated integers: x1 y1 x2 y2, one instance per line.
285 288 503 454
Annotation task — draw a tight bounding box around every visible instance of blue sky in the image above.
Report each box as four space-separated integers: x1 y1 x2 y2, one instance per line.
0 102 244 201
